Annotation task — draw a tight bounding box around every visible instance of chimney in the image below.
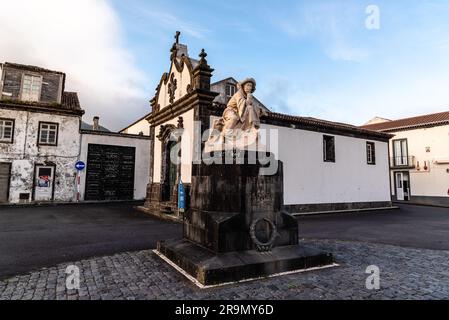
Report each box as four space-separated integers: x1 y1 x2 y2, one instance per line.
93 116 100 131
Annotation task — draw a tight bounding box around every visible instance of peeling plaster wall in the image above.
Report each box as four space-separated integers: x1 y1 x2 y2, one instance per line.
0 107 81 203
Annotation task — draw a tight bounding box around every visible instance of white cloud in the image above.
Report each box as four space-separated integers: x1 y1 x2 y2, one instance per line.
0 0 148 130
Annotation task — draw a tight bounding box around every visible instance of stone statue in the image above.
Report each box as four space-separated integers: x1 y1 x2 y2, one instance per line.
206 78 267 151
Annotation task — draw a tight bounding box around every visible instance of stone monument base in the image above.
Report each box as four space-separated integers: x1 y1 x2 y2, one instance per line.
155 151 336 286
157 239 335 286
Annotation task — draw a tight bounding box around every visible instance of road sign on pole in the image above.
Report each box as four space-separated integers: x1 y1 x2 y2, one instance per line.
178 181 185 212
75 161 85 202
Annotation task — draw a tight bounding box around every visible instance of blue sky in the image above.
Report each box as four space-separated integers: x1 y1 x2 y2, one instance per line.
111 0 449 127
2 0 449 130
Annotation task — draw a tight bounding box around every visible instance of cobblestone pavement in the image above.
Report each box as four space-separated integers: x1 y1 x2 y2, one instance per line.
1 239 448 300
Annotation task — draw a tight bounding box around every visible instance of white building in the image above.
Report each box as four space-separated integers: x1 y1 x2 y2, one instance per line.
78 129 150 201
363 112 449 207
119 113 151 136
131 36 394 217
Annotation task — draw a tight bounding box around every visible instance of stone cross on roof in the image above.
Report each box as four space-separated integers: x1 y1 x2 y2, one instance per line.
175 31 181 44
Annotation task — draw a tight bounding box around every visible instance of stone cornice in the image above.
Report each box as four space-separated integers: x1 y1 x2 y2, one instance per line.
0 102 84 117
80 129 151 140
146 89 218 127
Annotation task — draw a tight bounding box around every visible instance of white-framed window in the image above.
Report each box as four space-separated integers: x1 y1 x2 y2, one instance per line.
226 83 236 98
0 119 14 143
38 122 58 146
393 139 408 166
367 142 376 165
21 74 42 102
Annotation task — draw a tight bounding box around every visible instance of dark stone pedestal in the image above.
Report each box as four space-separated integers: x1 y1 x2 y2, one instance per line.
185 152 298 252
158 239 335 286
156 151 335 286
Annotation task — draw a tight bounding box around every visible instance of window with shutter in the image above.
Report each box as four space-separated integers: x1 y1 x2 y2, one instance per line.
367 142 376 165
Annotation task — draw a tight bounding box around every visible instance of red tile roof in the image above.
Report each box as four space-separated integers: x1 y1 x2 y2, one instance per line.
361 111 449 132
209 102 393 141
61 92 81 111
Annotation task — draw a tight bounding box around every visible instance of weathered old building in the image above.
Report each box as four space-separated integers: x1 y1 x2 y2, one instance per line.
363 111 449 207
0 62 84 203
0 62 151 204
132 35 394 218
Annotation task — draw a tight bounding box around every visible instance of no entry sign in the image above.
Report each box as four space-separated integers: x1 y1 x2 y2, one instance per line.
75 161 86 171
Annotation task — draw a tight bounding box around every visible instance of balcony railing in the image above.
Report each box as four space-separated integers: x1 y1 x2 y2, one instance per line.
390 156 416 169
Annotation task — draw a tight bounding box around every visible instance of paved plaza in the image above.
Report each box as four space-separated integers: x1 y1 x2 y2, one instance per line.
1 203 448 300
1 239 448 300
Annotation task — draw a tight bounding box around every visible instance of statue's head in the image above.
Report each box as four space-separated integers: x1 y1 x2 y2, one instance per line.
238 78 256 94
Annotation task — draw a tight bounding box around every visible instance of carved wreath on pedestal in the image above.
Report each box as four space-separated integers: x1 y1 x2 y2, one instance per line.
250 218 278 252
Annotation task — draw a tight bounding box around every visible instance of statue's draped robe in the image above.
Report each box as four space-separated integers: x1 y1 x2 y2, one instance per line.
223 89 260 131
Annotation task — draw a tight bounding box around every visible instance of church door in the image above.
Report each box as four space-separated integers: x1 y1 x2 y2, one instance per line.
162 141 178 202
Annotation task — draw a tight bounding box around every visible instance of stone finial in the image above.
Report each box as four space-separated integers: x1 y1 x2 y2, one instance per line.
199 49 208 62
175 31 181 44
192 48 214 90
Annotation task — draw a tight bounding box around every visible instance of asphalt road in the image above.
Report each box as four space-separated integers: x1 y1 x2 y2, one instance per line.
0 202 448 279
298 204 449 251
0 203 181 280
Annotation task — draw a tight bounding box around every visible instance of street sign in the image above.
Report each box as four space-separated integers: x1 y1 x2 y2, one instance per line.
75 161 86 171
178 181 185 212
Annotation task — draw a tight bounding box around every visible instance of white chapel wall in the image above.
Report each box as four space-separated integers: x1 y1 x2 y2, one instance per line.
262 124 391 206
157 61 192 111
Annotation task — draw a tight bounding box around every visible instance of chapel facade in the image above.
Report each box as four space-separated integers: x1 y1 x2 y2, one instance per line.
137 34 394 218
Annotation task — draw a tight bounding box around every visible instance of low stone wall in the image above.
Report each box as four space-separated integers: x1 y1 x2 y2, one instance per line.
397 196 449 208
284 201 394 214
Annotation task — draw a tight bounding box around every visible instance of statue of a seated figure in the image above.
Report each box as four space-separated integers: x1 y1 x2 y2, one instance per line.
207 78 267 151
